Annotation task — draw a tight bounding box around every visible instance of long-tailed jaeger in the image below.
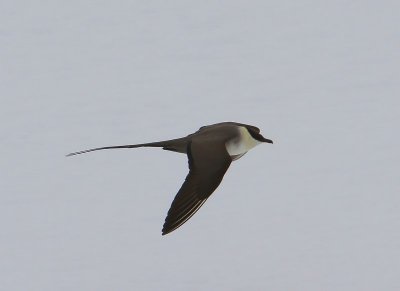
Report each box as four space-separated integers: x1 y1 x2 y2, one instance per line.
67 122 273 235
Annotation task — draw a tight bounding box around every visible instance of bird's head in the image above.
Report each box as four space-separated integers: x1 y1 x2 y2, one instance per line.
246 126 273 144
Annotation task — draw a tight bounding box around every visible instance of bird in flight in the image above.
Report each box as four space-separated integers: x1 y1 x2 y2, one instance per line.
67 122 273 235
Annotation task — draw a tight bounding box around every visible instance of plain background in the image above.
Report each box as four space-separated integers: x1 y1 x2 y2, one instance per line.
1 1 399 290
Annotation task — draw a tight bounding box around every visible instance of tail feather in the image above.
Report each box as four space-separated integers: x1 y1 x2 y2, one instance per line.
66 138 188 157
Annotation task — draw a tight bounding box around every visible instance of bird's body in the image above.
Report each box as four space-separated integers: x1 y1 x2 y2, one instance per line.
67 122 273 235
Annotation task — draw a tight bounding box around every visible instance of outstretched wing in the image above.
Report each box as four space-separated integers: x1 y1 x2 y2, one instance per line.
162 138 232 235
162 139 232 235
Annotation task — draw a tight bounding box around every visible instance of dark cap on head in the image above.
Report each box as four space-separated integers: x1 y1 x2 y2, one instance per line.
245 126 273 143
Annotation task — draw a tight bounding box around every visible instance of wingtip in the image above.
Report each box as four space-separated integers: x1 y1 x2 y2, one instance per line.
161 227 171 236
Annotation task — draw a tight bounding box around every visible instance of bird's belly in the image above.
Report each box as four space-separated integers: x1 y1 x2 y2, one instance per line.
226 140 250 156
230 153 246 161
225 138 259 160
225 126 261 160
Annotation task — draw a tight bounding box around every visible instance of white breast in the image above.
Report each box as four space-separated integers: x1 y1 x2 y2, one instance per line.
225 126 261 160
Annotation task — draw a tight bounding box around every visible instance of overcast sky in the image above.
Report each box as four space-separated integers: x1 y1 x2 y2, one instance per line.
1 1 399 290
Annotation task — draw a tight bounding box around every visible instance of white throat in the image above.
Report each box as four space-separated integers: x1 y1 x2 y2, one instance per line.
225 126 261 160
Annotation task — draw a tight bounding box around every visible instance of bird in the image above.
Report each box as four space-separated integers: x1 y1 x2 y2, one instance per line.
67 122 273 235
